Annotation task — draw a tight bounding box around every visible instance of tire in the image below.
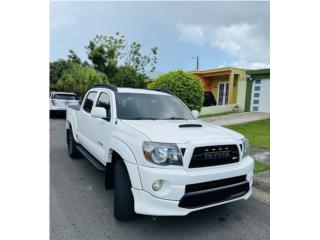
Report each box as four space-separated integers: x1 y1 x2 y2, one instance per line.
105 163 114 190
114 160 135 221
50 110 55 118
67 127 81 159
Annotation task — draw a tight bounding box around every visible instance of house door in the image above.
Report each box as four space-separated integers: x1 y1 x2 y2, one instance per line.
250 79 270 112
218 82 229 105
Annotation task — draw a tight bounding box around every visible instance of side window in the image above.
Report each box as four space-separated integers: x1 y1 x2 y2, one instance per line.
96 93 111 121
83 91 97 113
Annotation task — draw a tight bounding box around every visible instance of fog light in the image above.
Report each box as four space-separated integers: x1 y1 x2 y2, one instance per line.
152 180 163 191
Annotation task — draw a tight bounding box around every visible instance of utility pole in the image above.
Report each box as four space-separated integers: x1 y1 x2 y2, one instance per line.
192 56 199 70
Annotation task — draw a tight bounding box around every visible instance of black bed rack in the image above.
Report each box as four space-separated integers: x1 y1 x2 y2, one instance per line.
93 84 118 93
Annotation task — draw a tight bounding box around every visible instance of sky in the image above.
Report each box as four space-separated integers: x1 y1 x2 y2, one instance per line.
50 1 270 76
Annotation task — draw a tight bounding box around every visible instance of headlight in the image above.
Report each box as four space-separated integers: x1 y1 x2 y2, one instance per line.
241 138 250 157
143 142 183 166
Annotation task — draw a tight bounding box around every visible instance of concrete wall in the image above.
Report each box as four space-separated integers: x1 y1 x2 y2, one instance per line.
200 104 237 116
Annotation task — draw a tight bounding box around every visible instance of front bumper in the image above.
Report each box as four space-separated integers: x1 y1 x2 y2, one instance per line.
132 156 254 216
132 186 252 216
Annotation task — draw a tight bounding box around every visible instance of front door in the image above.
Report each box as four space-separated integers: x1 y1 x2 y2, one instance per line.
78 91 98 153
218 82 229 105
91 92 113 164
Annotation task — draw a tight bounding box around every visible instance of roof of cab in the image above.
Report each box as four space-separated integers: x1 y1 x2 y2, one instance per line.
92 87 170 96
118 88 170 95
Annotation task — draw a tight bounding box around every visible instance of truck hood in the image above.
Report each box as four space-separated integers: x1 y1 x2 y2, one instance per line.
121 119 242 144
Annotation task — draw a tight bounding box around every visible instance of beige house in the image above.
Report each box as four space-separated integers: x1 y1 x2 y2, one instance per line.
192 67 248 115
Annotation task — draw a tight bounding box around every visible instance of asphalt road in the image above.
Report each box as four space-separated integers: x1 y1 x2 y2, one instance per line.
50 118 270 240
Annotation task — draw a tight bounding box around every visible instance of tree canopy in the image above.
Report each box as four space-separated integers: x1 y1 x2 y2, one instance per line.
111 66 147 88
50 33 158 92
86 33 158 79
54 63 108 95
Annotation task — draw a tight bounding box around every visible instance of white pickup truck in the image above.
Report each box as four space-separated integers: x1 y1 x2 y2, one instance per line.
66 84 254 221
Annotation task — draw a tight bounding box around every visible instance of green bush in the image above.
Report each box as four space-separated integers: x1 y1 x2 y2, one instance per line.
150 70 204 111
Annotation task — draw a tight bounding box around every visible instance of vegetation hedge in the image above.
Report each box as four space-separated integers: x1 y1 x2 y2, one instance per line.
150 70 204 111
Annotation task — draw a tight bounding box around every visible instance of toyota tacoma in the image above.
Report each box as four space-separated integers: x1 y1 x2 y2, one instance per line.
66 84 254 221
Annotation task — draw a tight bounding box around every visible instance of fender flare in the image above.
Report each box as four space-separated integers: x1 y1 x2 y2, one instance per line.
66 120 79 143
107 137 137 164
107 137 142 190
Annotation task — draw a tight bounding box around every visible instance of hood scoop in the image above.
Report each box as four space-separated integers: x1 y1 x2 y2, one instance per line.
179 124 202 128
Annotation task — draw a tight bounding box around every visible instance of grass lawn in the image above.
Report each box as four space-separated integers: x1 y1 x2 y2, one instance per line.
225 119 270 149
254 160 270 174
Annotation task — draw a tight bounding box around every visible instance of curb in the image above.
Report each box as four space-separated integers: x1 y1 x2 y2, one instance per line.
253 171 270 193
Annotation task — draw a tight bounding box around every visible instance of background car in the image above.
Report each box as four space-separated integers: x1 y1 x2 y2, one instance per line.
50 92 79 117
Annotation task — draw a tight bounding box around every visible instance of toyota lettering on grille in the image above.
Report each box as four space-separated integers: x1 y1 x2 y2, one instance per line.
204 151 230 160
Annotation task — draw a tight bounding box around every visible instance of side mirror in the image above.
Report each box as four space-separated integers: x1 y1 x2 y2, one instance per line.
91 107 107 119
191 110 200 119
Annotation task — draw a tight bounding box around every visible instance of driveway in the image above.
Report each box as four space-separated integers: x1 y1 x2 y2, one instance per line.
201 112 270 126
50 119 269 240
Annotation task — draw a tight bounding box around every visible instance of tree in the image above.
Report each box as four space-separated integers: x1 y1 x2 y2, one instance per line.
50 59 72 87
56 63 108 95
86 33 158 79
50 49 83 89
150 70 204 111
67 50 81 64
111 66 147 88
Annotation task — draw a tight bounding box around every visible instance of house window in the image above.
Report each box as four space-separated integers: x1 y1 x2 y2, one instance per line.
254 93 260 98
253 99 259 104
254 86 261 91
255 80 261 84
253 106 259 111
218 82 229 105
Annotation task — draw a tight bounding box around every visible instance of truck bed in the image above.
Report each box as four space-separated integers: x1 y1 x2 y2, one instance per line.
68 105 80 111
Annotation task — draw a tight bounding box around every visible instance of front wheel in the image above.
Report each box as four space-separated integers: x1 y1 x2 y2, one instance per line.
114 160 135 221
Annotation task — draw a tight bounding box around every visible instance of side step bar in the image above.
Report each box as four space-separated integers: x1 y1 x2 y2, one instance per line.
76 145 106 171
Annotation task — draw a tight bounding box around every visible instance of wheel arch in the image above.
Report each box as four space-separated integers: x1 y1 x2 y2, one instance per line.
106 138 142 190
66 120 79 143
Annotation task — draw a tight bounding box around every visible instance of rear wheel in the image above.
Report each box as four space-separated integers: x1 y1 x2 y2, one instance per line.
50 110 55 118
114 160 135 221
67 128 81 158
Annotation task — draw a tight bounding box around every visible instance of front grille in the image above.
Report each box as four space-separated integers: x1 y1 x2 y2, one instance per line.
185 175 247 193
179 175 249 208
189 144 239 168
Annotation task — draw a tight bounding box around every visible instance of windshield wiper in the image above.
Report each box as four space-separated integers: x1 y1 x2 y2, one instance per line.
161 117 187 120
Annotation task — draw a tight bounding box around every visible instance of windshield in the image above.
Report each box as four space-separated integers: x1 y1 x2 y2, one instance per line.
54 94 77 100
116 93 194 120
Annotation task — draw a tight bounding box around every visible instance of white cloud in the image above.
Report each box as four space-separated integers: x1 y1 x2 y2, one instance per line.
177 23 205 45
177 22 269 68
